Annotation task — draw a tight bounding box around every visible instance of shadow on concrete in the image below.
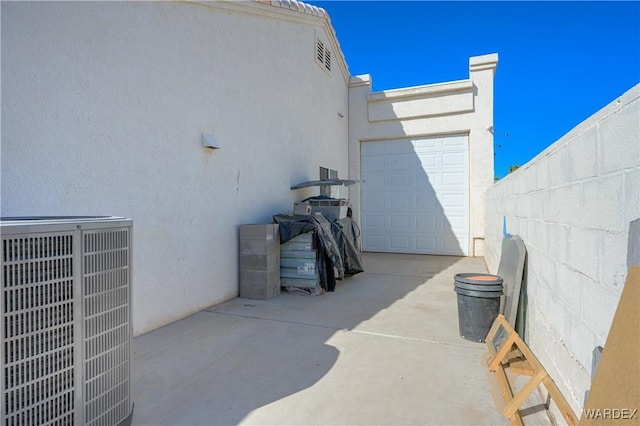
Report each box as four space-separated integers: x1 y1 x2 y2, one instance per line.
130 253 484 425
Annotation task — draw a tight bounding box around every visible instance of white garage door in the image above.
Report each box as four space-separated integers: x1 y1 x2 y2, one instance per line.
361 135 469 255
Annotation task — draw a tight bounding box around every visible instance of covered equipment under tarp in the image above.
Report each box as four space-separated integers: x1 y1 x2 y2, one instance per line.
273 213 364 292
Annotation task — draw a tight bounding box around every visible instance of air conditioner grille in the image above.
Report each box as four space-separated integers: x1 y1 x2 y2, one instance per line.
3 235 73 264
2 220 132 426
2 233 76 426
82 229 130 426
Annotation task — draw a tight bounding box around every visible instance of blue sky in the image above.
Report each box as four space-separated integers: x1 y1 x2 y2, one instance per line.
314 1 640 178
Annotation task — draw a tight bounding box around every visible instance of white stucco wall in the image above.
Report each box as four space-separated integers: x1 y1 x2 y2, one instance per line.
484 84 640 415
348 53 498 256
1 1 349 335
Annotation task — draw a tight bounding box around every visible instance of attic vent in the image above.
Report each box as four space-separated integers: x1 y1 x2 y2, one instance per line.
316 39 331 73
324 49 331 71
317 40 325 63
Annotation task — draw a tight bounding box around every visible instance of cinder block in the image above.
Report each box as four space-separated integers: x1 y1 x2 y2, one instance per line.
548 146 569 188
556 182 583 226
513 193 530 220
624 168 640 227
567 227 600 282
240 224 279 241
598 231 628 290
530 272 550 315
547 344 588 416
240 267 280 286
535 160 550 192
240 238 279 255
581 174 624 232
568 127 598 181
241 252 280 270
240 281 281 300
567 316 597 371
580 276 620 341
546 297 568 342
554 224 569 265
530 191 545 220
542 255 558 296
521 167 536 194
599 100 640 175
556 263 581 315
268 281 281 298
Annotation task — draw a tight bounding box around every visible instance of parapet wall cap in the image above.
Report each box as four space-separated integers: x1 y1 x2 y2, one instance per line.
469 53 499 72
349 74 371 87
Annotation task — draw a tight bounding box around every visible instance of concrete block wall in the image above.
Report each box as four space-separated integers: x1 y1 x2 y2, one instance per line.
484 84 640 415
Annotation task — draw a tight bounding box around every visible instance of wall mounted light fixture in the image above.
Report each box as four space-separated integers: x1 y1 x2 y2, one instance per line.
202 133 221 149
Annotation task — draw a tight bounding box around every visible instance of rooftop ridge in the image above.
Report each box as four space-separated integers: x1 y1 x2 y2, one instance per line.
254 0 328 19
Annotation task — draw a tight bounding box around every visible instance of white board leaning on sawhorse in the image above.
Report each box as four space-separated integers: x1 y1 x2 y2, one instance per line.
496 235 527 330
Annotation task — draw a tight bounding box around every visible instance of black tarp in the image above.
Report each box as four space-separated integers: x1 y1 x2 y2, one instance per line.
332 217 364 276
273 213 364 292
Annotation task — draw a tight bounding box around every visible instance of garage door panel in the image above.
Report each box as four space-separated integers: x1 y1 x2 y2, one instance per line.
415 215 437 229
441 193 466 208
385 155 414 171
414 139 438 150
385 141 415 154
442 152 466 167
363 194 385 209
365 173 385 187
390 194 411 210
390 172 412 188
365 142 386 155
364 214 385 228
389 235 411 251
443 236 465 252
416 194 437 210
416 236 437 251
362 156 386 171
390 215 411 229
446 214 467 231
443 136 467 149
418 153 437 168
364 234 385 251
442 172 465 186
361 135 469 255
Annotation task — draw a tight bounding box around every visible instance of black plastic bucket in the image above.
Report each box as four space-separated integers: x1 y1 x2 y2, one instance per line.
454 273 503 342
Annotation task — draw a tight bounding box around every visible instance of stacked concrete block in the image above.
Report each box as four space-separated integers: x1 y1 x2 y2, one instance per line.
239 224 280 300
280 232 320 290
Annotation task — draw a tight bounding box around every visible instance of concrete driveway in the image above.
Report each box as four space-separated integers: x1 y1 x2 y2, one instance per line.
130 253 512 425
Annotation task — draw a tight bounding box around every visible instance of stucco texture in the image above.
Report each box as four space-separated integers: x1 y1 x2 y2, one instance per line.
1 1 349 334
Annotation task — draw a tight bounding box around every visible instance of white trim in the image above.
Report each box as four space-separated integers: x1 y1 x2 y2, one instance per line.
368 79 473 103
469 53 499 72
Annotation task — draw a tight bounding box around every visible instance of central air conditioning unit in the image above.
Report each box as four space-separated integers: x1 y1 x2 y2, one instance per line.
1 216 134 426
